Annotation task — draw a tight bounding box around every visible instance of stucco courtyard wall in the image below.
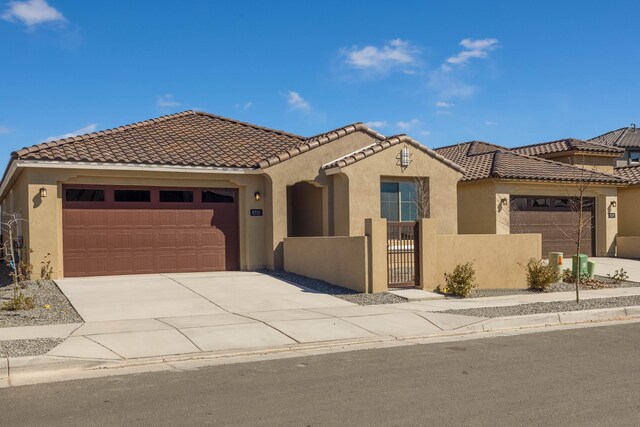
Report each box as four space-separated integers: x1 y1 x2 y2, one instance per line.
419 219 542 290
618 186 640 237
616 237 640 258
283 236 369 292
3 166 267 279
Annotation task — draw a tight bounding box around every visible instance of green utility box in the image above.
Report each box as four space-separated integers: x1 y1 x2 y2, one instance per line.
572 254 589 279
587 261 596 278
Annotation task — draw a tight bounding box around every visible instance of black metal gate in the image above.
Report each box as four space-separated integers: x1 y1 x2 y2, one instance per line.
387 221 419 288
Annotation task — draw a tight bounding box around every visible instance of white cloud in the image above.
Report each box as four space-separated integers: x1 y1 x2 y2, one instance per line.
342 39 419 74
436 110 452 116
446 38 499 66
365 121 388 129
396 118 420 131
242 101 252 110
436 101 454 108
420 130 431 136
0 126 13 134
2 0 65 27
485 121 498 126
44 123 97 142
156 94 181 108
287 91 310 111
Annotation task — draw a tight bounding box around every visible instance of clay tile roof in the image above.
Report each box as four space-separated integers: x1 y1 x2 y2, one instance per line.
256 122 387 169
512 138 624 156
12 110 306 168
322 135 466 174
615 164 640 185
589 126 640 148
434 141 626 184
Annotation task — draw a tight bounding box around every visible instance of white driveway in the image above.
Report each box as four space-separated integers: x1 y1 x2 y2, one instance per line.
56 271 353 322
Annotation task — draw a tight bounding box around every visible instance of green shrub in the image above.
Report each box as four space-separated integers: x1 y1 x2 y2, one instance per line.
525 258 560 292
442 262 477 297
1 292 35 311
40 253 53 281
607 268 629 284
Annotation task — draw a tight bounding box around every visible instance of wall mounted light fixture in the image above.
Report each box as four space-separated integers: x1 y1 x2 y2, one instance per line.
500 197 508 206
39 187 47 198
254 191 262 201
610 200 617 208
400 146 411 168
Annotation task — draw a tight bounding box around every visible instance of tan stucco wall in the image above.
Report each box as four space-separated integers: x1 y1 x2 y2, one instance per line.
419 219 542 289
263 131 383 269
457 180 619 257
457 180 498 234
2 166 267 279
547 154 615 174
618 186 640 236
287 182 324 237
617 237 640 258
0 169 31 264
283 236 369 292
340 145 462 236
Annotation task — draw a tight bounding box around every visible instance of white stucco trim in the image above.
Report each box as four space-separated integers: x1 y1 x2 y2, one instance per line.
0 160 260 199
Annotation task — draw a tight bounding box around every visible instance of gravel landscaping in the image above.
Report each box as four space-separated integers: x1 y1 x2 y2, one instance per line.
464 276 640 298
0 279 83 328
0 338 64 358
443 295 640 318
263 270 406 305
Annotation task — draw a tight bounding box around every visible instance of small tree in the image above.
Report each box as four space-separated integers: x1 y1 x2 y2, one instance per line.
550 156 598 303
1 212 33 310
413 178 430 219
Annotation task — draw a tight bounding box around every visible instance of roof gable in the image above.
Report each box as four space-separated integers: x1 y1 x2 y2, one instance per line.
322 135 466 174
589 126 640 148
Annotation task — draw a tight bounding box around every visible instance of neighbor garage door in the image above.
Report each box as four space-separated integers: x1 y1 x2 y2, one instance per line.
62 185 239 277
510 196 595 257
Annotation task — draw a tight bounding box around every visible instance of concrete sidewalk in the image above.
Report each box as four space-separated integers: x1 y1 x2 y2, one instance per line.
1 286 639 364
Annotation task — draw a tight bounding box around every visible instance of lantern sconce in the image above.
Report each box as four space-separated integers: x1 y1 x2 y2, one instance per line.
400 146 411 169
500 197 508 206
254 191 262 201
39 187 47 198
610 200 617 208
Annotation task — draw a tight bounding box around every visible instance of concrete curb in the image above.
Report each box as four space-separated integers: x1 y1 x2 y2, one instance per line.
3 306 640 386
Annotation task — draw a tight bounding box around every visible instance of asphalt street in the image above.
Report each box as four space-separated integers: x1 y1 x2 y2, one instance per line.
2 323 639 426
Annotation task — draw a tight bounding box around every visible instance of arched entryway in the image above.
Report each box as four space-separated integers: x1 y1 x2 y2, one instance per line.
287 181 325 237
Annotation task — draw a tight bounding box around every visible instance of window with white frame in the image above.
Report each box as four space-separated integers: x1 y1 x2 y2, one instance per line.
380 181 418 222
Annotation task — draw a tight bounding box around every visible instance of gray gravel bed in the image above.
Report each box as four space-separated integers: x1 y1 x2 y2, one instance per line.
464 276 640 298
263 270 406 305
0 280 83 328
443 295 640 318
0 338 64 358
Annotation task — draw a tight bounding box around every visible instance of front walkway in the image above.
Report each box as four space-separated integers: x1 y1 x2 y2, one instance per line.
587 257 640 282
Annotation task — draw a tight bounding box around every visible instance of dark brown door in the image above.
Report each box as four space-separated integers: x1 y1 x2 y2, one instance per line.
62 186 239 277
510 196 595 257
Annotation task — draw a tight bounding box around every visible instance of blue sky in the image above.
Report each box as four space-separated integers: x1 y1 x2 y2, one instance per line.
1 0 639 162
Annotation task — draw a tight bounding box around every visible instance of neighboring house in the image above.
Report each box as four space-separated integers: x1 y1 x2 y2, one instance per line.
435 140 627 257
589 124 640 167
0 110 464 279
614 164 640 258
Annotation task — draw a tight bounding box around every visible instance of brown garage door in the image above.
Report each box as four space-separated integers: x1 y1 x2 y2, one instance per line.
510 196 595 257
62 185 239 277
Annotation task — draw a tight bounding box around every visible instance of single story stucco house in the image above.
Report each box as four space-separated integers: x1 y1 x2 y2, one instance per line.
435 139 628 257
0 110 466 279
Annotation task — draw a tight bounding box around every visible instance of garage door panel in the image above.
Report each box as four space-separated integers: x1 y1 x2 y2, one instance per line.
63 186 239 277
511 196 595 257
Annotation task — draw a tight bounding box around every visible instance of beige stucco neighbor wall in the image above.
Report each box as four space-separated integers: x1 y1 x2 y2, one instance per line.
2 166 267 279
618 186 640 237
617 237 640 258
457 180 619 257
339 145 462 236
418 219 542 290
457 180 499 234
283 236 369 292
547 154 616 175
0 169 31 264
